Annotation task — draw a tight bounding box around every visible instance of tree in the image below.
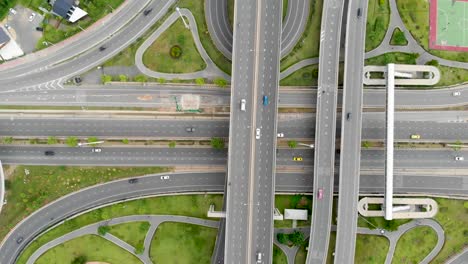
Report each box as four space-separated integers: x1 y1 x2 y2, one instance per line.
3 137 13 144
158 78 166 84
71 255 87 264
277 233 288 244
134 74 148 83
47 136 58 145
119 74 128 82
168 141 176 148
452 140 462 151
362 141 371 149
134 242 145 254
311 68 319 78
66 136 78 147
425 60 439 67
391 28 407 45
101 74 112 84
288 140 297 148
289 230 305 246
122 138 129 144
195 77 205 85
214 78 228 88
383 220 399 231
97 225 110 236
210 137 225 150
87 137 99 143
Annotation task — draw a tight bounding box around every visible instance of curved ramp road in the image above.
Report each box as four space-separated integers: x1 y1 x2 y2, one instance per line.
205 0 310 58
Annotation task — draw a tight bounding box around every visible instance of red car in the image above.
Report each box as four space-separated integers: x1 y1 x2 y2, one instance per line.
317 188 324 200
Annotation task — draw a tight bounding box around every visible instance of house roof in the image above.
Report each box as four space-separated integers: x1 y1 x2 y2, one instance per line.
52 0 74 19
284 209 308 220
0 27 10 45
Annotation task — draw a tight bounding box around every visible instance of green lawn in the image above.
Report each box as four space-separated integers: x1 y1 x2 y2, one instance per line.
326 232 337 264
108 221 150 249
355 234 389 263
282 0 289 22
431 198 468 263
390 27 408 46
365 0 390 51
365 52 468 86
142 19 206 73
274 194 312 228
273 245 288 264
392 226 438 264
294 239 308 264
16 194 223 264
35 234 142 264
149 222 217 264
0 166 170 243
397 0 468 62
280 0 322 71
280 64 319 86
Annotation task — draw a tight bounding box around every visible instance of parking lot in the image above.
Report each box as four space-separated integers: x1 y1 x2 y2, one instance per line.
5 6 43 53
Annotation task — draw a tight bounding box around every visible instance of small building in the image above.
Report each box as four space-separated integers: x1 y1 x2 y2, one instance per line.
48 0 88 23
0 27 10 49
284 209 308 221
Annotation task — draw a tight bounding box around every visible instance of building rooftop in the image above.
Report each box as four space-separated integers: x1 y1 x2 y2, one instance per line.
284 209 308 220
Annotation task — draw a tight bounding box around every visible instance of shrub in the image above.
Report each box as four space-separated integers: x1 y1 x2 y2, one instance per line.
97 225 110 236
168 141 176 148
122 138 129 144
210 138 225 150
3 137 13 144
311 68 319 78
289 230 305 246
134 74 148 83
29 138 39 144
66 136 78 147
101 74 112 84
425 59 439 67
195 78 205 85
47 136 58 145
119 74 128 82
71 255 88 264
158 78 166 84
169 45 182 58
4 179 11 190
134 242 145 254
362 141 371 149
139 222 151 232
277 233 288 244
288 140 297 148
214 78 228 88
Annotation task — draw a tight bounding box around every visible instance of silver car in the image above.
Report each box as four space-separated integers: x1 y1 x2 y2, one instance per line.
256 128 261 139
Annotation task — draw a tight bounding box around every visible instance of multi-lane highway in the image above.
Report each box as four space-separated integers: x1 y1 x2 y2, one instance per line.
335 0 368 262
308 0 346 261
1 170 465 264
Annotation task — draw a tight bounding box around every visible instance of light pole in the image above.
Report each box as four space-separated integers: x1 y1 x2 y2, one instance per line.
175 7 190 29
298 143 314 148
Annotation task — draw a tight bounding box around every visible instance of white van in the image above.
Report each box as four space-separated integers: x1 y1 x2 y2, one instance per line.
240 99 246 111
256 252 262 263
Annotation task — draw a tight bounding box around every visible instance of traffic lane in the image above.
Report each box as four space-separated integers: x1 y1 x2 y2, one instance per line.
280 0 309 57
0 172 226 264
0 0 175 91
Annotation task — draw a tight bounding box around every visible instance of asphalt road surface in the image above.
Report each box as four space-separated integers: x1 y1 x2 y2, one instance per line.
308 0 345 262
0 171 466 264
335 0 368 262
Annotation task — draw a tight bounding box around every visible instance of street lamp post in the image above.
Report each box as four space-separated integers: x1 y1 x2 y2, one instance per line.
298 143 314 148
175 7 190 29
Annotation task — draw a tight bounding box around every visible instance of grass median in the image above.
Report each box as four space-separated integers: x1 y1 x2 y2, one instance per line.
108 221 150 249
365 0 390 51
0 166 171 244
392 226 438 264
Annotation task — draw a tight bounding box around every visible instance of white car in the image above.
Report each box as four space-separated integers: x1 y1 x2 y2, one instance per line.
455 156 464 161
452 91 461 96
256 128 261 139
92 148 102 153
277 133 284 138
4 24 11 30
161 175 170 180
28 13 36 22
9 8 17 15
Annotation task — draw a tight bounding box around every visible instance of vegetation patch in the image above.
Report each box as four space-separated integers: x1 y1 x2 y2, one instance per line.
274 195 312 228
397 0 468 62
280 64 319 86
0 166 170 243
390 27 408 46
34 235 142 264
355 234 389 263
108 221 150 249
392 226 438 264
149 222 217 263
143 19 206 73
16 194 223 264
280 0 323 71
273 245 288 264
365 0 390 51
294 238 308 264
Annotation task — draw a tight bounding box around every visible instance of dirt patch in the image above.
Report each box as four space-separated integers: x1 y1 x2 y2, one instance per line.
3 165 16 180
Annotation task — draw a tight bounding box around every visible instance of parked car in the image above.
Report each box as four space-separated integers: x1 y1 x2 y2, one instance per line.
277 133 284 138
35 27 43 31
4 24 11 30
28 13 36 22
455 156 464 161
318 188 324 200
44 150 55 156
161 175 170 180
9 8 17 15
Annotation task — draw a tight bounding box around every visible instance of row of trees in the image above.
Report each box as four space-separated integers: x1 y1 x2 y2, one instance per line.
100 74 228 87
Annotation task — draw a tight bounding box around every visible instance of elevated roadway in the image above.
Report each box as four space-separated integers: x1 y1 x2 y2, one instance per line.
335 0 368 262
225 0 282 262
307 0 345 262
0 170 466 264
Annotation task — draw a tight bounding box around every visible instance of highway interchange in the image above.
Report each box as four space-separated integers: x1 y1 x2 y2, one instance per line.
0 0 467 263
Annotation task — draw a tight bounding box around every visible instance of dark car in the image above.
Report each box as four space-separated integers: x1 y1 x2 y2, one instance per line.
16 237 23 244
74 76 82 84
357 8 362 17
128 178 138 184
99 46 106 51
44 151 55 156
143 9 153 16
186 127 195 132
35 27 43 31
346 112 351 120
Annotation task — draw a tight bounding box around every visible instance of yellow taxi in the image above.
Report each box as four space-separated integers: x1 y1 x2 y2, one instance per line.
410 134 421 139
293 156 303 161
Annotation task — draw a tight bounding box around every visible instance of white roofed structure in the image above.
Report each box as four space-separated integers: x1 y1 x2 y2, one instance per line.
284 209 308 221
